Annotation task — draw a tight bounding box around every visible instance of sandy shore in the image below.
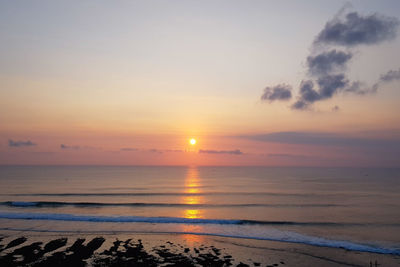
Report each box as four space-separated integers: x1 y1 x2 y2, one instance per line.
0 232 399 266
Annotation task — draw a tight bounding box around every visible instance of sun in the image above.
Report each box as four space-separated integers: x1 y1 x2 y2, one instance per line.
189 138 196 145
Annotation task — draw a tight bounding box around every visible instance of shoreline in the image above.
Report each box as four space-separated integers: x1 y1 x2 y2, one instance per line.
1 232 399 266
0 222 399 256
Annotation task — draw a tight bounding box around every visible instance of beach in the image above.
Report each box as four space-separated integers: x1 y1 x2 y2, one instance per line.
1 232 400 266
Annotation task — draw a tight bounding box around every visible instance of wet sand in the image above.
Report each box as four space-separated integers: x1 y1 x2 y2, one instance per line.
0 232 399 266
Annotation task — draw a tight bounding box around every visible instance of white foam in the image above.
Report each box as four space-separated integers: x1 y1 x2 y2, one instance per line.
0 211 399 255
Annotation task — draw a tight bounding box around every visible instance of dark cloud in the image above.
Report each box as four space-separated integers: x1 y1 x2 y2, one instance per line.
292 75 378 109
239 132 400 149
307 50 352 76
147 149 184 153
367 68 400 93
298 80 319 101
268 153 297 158
309 11 399 104
291 80 318 109
199 149 243 155
262 8 399 111
315 12 399 46
60 144 80 150
8 139 36 147
261 84 292 101
344 81 377 95
267 153 313 159
317 74 349 98
120 148 183 153
380 68 400 82
291 100 309 110
292 76 348 109
120 148 138 151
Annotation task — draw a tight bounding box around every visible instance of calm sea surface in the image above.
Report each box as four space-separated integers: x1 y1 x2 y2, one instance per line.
0 166 399 254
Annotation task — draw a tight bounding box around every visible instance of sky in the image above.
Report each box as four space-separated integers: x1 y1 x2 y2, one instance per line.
1 0 400 166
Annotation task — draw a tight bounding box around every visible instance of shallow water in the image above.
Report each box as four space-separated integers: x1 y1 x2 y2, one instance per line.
0 166 399 254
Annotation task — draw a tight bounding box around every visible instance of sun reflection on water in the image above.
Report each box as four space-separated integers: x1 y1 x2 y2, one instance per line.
182 166 204 219
181 166 205 242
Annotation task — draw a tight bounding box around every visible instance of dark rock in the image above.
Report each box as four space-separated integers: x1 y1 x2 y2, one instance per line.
81 237 105 259
43 238 68 253
13 241 44 264
5 237 27 250
68 238 86 253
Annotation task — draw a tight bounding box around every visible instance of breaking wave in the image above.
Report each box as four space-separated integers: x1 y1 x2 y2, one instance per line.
0 211 399 255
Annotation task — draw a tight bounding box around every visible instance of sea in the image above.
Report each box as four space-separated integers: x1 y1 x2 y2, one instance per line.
0 166 399 255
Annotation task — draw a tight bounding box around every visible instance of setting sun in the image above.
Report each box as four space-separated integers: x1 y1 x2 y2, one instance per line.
1 2 400 266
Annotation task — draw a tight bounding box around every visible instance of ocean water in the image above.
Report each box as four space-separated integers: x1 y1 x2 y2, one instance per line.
0 166 399 254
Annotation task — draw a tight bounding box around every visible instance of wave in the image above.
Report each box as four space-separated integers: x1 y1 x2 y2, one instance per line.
2 192 381 197
0 211 398 227
1 201 344 208
0 212 399 255
91 185 214 191
0 211 242 224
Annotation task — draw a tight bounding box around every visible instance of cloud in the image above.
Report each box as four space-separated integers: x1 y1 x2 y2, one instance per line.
292 80 318 108
292 75 349 107
379 68 400 82
317 74 349 98
120 148 183 153
8 139 36 147
261 84 292 102
315 12 399 46
268 153 297 157
261 8 399 110
199 149 243 155
267 153 314 159
367 68 400 93
307 50 352 76
291 100 309 110
343 81 368 95
60 144 80 150
292 76 374 110
239 132 400 148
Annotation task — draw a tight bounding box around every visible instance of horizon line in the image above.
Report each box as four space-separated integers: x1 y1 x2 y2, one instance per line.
0 164 399 169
